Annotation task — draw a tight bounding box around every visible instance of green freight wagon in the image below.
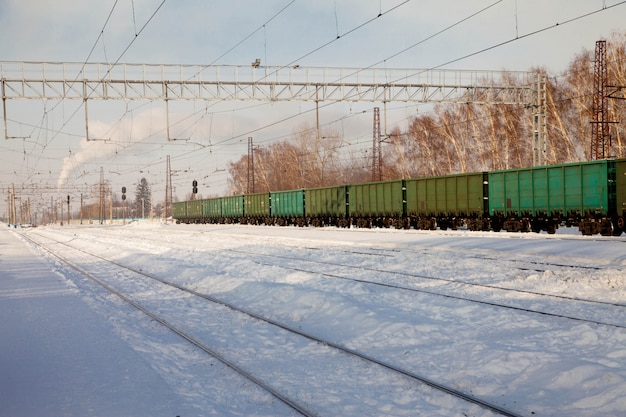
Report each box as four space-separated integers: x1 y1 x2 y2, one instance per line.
243 192 271 224
185 199 203 223
172 201 188 223
202 197 222 222
405 172 488 230
488 160 617 235
221 195 244 223
305 185 349 227
615 159 626 234
348 180 404 228
271 189 305 226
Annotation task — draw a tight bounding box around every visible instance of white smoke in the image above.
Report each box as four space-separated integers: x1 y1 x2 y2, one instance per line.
56 107 167 190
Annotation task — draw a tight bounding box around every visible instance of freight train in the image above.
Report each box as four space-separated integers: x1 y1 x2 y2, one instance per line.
173 159 626 236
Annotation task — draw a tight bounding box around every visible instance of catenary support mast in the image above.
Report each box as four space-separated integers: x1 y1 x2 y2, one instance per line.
0 62 544 164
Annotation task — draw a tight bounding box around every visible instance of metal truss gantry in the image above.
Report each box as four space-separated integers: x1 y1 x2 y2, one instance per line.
0 61 546 165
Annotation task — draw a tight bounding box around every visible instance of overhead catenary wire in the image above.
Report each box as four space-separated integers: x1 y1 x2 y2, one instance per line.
56 2 614 192
4 1 626 205
47 0 417 185
208 0 626 151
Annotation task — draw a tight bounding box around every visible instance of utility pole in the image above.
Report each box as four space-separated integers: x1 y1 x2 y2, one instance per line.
11 184 16 227
532 73 547 166
591 40 610 160
99 167 105 224
164 155 173 222
247 137 255 194
372 107 382 181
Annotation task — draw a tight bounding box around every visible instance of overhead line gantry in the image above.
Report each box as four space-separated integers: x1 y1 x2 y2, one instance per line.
0 61 547 165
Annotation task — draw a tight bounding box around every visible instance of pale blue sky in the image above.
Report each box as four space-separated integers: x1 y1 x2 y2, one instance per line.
0 0 624 217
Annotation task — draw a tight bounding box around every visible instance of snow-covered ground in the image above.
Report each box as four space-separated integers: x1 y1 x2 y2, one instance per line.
2 222 626 416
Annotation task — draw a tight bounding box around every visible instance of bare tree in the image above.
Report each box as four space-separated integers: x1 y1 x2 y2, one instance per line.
225 31 626 192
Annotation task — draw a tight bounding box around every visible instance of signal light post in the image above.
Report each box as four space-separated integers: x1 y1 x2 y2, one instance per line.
121 187 127 225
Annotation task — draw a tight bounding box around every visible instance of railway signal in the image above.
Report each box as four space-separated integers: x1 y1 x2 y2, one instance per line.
121 187 127 224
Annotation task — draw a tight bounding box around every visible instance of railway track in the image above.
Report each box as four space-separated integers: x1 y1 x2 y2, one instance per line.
29 226 626 327
20 230 523 417
214 246 626 329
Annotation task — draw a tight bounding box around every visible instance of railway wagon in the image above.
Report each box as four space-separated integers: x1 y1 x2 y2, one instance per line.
488 160 618 235
243 192 271 224
172 201 188 223
185 199 203 223
305 185 349 227
271 189 305 226
221 195 244 223
405 172 488 231
615 159 626 234
348 180 404 228
202 197 222 223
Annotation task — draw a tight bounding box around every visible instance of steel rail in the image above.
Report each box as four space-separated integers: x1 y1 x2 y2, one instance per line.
18 232 318 417
24 230 524 417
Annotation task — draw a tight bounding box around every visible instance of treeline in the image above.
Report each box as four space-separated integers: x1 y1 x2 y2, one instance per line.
228 32 626 193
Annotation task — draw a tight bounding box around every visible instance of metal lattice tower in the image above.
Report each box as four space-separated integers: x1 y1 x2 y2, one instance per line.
247 137 255 194
591 40 610 160
532 73 547 166
99 167 105 224
372 107 382 181
164 155 173 221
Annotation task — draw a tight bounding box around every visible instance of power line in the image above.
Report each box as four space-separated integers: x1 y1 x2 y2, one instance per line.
4 2 625 202
215 1 626 149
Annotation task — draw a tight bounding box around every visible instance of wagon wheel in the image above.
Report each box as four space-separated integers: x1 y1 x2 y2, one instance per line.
600 218 614 236
614 216 625 236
